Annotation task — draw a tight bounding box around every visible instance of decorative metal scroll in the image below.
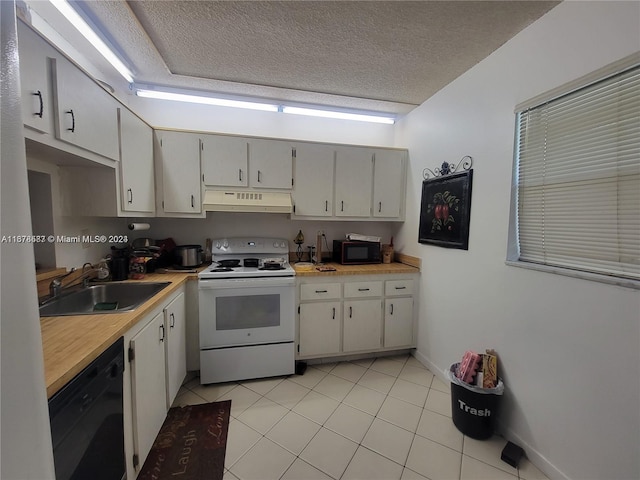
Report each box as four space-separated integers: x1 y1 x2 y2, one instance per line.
422 155 473 180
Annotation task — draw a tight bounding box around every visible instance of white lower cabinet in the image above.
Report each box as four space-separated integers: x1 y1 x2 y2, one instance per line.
297 274 417 360
129 311 167 474
384 278 415 349
299 302 341 357
384 297 414 348
124 287 187 476
343 299 382 352
164 292 187 408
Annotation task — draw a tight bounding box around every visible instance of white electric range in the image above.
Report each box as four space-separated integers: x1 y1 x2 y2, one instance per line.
198 237 296 384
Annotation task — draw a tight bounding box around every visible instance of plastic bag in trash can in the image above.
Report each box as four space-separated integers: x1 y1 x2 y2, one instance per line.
446 363 504 395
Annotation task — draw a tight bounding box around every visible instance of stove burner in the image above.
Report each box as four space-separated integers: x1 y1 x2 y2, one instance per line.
216 259 241 268
259 264 285 271
210 267 234 272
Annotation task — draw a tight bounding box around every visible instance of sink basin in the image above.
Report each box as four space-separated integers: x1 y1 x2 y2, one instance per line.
39 282 171 317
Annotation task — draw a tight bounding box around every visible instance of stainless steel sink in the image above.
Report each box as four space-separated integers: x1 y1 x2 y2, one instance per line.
39 282 171 316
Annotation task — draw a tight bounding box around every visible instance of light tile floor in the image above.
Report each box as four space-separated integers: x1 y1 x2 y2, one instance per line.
173 354 549 480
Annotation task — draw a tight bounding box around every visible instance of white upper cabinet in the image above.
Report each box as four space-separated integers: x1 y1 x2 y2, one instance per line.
372 149 406 219
292 143 335 217
119 108 154 214
155 130 202 215
335 147 373 217
51 54 119 161
248 139 293 189
17 22 54 134
201 135 249 187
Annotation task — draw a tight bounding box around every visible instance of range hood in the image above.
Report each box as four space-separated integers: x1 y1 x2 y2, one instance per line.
203 190 293 213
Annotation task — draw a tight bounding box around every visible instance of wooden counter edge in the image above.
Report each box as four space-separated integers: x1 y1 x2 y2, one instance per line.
292 255 420 276
41 272 199 398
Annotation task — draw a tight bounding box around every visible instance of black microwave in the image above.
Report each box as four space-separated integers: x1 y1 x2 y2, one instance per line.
333 240 381 265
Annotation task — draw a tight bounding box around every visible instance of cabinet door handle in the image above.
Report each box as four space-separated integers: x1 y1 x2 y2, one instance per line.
390 303 394 315
341 201 344 212
325 200 328 212
395 286 406 290
315 289 328 293
239 169 243 182
33 90 43 118
332 307 335 319
379 201 382 213
159 324 165 342
257 170 262 182
349 306 352 318
191 195 195 208
66 109 75 132
358 288 370 291
127 188 133 204
170 313 175 328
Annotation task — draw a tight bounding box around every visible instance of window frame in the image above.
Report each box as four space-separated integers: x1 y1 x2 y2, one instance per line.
506 53 640 290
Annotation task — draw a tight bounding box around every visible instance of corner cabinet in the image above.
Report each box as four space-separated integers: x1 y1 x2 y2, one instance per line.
154 130 203 217
297 274 417 360
125 287 187 476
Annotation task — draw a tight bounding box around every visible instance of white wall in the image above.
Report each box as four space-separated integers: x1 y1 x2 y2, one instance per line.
395 2 640 479
128 213 395 259
124 94 397 148
26 156 129 268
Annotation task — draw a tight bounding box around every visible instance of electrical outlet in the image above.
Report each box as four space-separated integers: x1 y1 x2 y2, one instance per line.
81 229 90 249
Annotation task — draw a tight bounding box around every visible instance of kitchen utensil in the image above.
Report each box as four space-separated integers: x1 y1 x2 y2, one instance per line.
173 245 204 268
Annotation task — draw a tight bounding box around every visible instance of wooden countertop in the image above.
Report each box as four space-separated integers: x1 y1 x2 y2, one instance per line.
293 260 420 276
42 258 420 398
40 270 199 398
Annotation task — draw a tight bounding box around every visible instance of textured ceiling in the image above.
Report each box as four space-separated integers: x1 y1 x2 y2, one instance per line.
77 1 559 114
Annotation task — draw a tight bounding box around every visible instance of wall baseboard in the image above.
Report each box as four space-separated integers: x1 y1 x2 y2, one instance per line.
410 350 569 480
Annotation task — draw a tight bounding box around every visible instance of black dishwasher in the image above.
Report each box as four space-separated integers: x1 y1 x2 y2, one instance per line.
48 337 125 480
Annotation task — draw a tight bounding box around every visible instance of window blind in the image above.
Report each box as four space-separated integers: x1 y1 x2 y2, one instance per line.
515 65 640 281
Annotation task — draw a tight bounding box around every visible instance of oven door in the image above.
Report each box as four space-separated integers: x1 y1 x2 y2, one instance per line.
198 276 295 348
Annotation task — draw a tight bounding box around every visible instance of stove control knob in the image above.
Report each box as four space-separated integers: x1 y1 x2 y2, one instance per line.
222 240 229 249
273 241 279 248
280 241 286 248
215 241 221 249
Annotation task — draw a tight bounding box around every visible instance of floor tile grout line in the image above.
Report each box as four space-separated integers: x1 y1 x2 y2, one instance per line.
184 355 511 480
185 356 531 480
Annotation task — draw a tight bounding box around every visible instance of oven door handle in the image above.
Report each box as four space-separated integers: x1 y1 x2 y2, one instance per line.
199 277 295 289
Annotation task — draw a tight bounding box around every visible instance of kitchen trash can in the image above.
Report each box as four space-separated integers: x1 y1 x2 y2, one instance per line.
447 363 504 439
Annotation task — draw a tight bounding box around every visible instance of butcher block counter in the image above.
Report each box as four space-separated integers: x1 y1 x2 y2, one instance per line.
40 270 199 398
292 256 420 276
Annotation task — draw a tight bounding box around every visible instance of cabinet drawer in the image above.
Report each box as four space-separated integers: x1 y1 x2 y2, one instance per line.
385 279 414 296
344 281 382 298
300 283 341 301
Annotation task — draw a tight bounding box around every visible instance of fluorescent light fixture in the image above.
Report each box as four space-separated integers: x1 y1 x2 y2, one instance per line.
282 106 395 124
136 89 280 112
49 0 134 83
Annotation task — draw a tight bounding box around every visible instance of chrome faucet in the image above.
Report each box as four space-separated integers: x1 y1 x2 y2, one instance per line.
49 268 77 297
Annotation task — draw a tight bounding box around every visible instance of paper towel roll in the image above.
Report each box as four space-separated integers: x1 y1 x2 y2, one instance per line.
128 223 150 231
